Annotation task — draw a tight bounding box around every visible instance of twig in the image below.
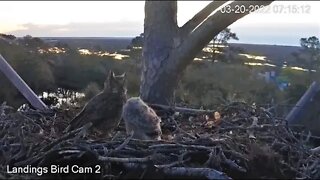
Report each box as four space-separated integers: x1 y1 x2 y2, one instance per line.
310 146 320 154
292 131 320 140
219 124 296 131
171 117 196 139
161 167 232 180
106 132 134 156
41 123 91 152
279 160 311 179
220 148 246 173
121 162 231 179
204 150 215 167
149 103 215 115
98 156 153 163
155 158 190 168
223 150 248 162
115 132 134 151
149 143 212 151
111 131 121 141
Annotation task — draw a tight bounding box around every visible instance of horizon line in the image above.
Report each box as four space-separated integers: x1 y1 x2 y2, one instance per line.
5 36 301 47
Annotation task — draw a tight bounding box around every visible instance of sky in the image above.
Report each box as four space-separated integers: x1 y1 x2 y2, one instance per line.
0 1 319 46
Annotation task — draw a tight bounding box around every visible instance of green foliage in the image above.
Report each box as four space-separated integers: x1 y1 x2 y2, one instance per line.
176 61 283 108
128 33 144 48
0 33 16 40
300 36 320 50
0 39 55 107
0 35 142 107
280 68 311 85
52 53 108 90
208 28 239 63
280 67 320 104
293 36 320 71
0 33 317 113
18 35 48 49
280 35 320 104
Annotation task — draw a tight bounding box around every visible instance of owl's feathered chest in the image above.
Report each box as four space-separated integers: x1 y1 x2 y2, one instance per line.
74 91 125 127
87 92 126 126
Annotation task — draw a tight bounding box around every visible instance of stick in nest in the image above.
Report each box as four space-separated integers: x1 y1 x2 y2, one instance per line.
98 156 153 163
115 131 134 151
107 132 134 156
154 158 191 168
310 146 320 154
219 147 246 173
149 143 212 151
121 162 231 179
148 103 216 115
41 122 92 152
170 117 196 139
161 167 232 180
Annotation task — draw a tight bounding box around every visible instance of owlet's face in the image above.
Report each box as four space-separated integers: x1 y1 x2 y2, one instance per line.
104 71 127 94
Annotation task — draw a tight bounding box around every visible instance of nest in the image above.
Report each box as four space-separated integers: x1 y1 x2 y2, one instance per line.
0 101 319 179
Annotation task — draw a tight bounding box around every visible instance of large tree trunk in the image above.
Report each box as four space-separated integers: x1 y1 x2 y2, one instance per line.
140 1 179 105
140 1 274 105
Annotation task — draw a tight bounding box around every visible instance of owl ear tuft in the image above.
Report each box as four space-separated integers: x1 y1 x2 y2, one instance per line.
108 70 116 81
104 70 114 89
108 70 115 78
119 72 126 79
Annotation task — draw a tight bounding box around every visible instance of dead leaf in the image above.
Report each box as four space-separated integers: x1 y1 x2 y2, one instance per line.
251 116 259 127
214 111 221 125
205 121 215 128
249 131 256 139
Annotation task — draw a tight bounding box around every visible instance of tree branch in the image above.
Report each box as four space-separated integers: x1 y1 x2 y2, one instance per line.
311 146 320 153
162 167 232 180
172 1 274 72
122 163 231 179
180 0 228 37
148 103 215 115
99 156 153 163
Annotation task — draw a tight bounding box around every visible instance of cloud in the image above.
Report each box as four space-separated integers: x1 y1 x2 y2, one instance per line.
230 22 320 46
8 21 143 37
7 21 319 46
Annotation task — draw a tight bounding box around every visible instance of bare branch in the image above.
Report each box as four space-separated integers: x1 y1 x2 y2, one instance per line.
148 103 215 115
99 156 153 163
171 1 274 72
122 163 232 179
180 0 228 36
311 146 320 154
162 167 232 180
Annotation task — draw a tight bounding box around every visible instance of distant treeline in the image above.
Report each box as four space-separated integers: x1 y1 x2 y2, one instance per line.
0 34 318 116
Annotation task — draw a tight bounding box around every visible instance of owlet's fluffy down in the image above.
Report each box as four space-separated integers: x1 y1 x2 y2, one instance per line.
122 97 162 140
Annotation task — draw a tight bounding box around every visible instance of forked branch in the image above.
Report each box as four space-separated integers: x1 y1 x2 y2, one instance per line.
172 0 274 72
180 0 228 37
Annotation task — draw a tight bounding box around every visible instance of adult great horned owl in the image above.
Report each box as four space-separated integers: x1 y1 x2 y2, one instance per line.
65 70 127 136
122 97 162 140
